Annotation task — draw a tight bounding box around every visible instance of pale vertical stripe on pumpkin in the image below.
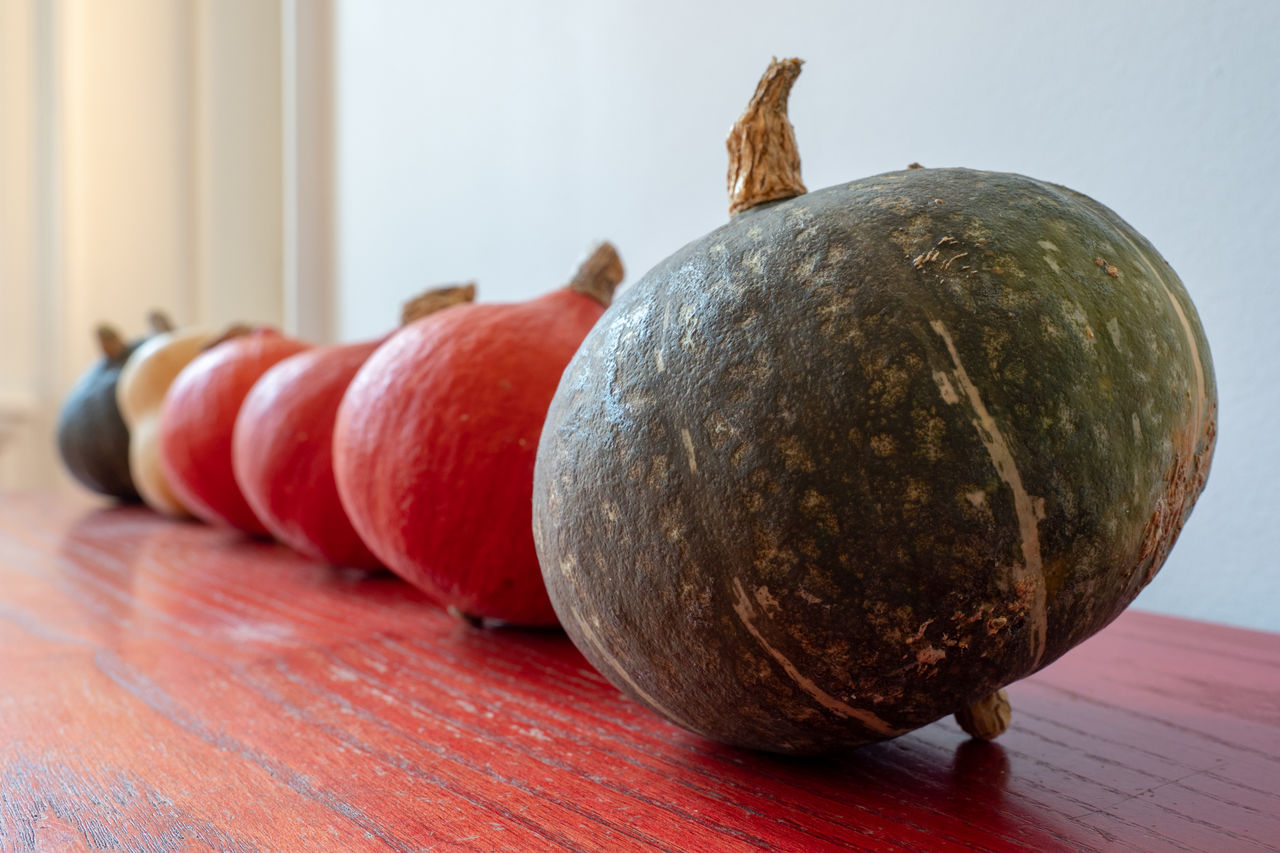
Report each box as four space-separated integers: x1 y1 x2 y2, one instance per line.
568 605 703 736
731 578 903 736
680 429 698 474
1111 228 1208 458
928 319 1049 671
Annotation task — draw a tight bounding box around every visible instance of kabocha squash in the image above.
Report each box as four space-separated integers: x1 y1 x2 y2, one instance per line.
232 285 475 569
118 323 246 516
333 243 624 626
159 328 310 534
532 59 1217 753
56 314 173 501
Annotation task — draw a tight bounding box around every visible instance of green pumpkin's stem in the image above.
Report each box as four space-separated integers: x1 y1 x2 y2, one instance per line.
400 283 477 326
567 241 624 308
148 311 175 333
954 688 1012 741
96 325 126 359
727 57 807 216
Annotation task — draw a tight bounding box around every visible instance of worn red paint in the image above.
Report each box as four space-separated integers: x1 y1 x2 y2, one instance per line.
0 493 1276 851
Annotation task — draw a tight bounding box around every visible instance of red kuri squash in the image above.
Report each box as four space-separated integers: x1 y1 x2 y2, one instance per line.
159 328 310 534
232 285 476 568
333 244 624 626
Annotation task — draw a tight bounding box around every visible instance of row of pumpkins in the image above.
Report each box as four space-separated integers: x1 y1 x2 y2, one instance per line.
58 244 622 629
55 59 1216 755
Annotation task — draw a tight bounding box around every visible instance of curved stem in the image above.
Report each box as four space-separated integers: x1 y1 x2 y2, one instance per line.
567 242 624 308
400 283 477 326
96 326 126 359
954 688 1012 741
148 311 175 333
202 323 255 352
726 57 807 216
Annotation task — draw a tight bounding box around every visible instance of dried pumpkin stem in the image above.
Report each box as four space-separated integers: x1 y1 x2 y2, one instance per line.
954 688 1012 741
96 325 126 359
727 57 807 216
202 323 255 352
148 311 175 333
400 283 477 326
567 241 625 308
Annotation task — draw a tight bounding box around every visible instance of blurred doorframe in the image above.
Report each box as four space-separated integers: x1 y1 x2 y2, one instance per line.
0 0 335 490
284 0 336 345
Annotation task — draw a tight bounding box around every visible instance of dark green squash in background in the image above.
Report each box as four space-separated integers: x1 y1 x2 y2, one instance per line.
56 314 171 501
532 59 1216 754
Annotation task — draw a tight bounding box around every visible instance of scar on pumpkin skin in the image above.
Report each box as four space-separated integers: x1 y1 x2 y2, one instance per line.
929 319 1048 670
654 301 672 374
569 605 702 734
731 578 903 736
1107 318 1123 348
680 429 698 474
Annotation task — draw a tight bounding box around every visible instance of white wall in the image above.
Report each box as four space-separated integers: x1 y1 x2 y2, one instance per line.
346 0 1277 631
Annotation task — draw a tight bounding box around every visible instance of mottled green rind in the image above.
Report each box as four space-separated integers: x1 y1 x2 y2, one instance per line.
533 168 1216 754
56 340 143 502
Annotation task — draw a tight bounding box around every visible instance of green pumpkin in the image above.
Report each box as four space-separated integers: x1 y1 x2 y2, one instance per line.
532 59 1216 754
56 315 172 501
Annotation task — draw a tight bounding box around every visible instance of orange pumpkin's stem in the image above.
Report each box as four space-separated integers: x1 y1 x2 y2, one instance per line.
567 242 625 308
201 323 255 352
727 57 808 216
400 283 477 326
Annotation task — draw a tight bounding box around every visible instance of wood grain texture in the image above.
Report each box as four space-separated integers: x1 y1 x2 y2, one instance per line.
0 493 1276 852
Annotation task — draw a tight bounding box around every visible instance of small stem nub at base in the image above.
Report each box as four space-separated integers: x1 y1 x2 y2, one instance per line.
567 242 625 308
726 57 807 216
955 688 1012 741
447 605 485 629
400 283 477 326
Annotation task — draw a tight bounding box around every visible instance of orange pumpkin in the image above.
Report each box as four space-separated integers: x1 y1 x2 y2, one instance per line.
159 328 310 534
232 285 475 568
333 244 623 626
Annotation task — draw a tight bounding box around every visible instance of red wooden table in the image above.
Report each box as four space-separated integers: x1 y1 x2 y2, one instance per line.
1 493 1277 852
